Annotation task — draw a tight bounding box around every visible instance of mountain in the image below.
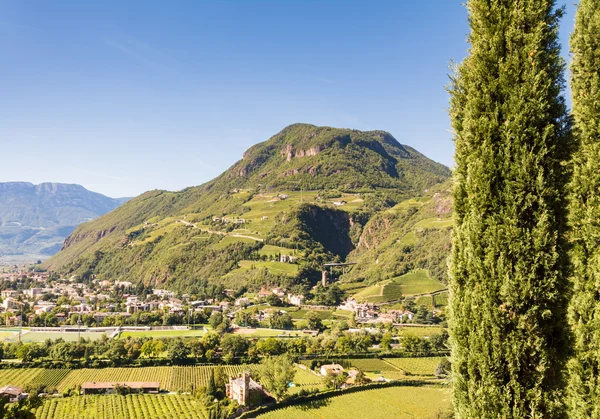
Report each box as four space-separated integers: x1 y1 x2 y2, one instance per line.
0 182 128 257
45 123 451 294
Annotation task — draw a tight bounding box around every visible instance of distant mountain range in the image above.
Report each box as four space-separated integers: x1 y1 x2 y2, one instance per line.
0 182 128 258
45 123 452 293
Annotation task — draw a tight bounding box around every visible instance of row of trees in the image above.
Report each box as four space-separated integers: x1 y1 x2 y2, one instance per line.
449 0 600 417
3 329 448 368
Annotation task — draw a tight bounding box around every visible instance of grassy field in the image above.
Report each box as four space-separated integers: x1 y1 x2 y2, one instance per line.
119 329 208 339
392 270 446 296
257 385 451 419
212 236 259 250
236 260 299 276
398 231 416 246
384 357 445 377
35 394 207 419
286 309 333 320
258 245 302 258
413 217 453 230
231 328 305 338
20 331 110 343
396 326 444 338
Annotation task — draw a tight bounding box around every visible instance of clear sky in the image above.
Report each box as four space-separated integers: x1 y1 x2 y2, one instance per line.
0 1 576 198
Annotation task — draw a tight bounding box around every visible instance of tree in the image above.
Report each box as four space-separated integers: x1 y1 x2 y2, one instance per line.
448 0 572 417
168 338 190 362
567 0 600 416
380 332 393 351
259 354 295 400
305 311 323 331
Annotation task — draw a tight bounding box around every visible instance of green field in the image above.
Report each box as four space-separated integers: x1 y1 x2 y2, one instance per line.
384 357 445 377
212 235 259 249
236 260 299 276
119 329 208 339
397 326 444 338
57 365 261 392
35 394 207 419
398 231 416 246
286 309 333 320
257 385 451 419
391 270 446 296
20 331 110 343
0 368 44 387
413 217 453 230
231 328 305 338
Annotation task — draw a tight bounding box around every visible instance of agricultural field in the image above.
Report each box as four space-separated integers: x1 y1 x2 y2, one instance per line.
286 309 333 321
57 367 174 392
396 326 444 338
391 270 446 296
33 369 72 388
292 366 322 386
398 231 416 246
413 217 453 230
258 245 302 258
384 357 445 377
0 365 265 393
170 365 260 392
119 329 208 339
35 394 207 419
231 328 304 338
212 236 259 250
348 359 404 380
233 260 299 276
21 331 109 343
0 368 44 387
257 385 451 419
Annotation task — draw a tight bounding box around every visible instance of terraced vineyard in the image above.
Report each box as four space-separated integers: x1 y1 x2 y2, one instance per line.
33 369 72 388
258 385 451 419
35 394 207 419
0 368 43 387
57 368 174 392
349 359 405 380
170 365 260 392
384 357 445 376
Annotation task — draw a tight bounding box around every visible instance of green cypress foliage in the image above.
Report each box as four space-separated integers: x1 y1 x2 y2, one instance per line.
448 0 572 417
567 1 600 417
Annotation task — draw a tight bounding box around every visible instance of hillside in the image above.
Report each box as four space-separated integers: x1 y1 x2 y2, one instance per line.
0 182 128 258
45 124 451 293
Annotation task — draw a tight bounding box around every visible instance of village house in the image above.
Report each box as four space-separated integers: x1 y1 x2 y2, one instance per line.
0 290 18 299
257 289 271 299
287 294 305 306
320 364 344 377
153 289 175 299
271 288 285 298
235 297 250 307
279 255 298 263
333 200 347 206
3 298 21 311
0 386 25 402
225 372 264 407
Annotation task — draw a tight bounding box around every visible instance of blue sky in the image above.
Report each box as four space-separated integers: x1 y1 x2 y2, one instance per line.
0 1 576 197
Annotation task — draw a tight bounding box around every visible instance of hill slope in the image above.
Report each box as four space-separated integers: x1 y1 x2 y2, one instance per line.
45 124 451 293
0 182 128 257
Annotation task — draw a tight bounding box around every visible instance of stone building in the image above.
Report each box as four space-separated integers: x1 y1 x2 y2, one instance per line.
225 372 263 407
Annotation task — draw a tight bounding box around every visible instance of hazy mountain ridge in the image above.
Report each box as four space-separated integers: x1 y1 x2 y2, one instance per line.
0 182 128 256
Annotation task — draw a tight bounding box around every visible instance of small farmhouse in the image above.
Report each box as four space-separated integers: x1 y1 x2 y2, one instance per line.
0 386 25 402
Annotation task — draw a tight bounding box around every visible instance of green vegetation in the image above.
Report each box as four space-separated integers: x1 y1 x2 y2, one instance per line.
45 124 450 292
567 0 600 415
257 385 451 419
384 357 445 377
35 394 206 419
448 0 572 416
353 269 445 303
391 270 445 296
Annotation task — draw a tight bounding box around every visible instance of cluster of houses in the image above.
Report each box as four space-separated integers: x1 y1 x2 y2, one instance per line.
338 298 415 324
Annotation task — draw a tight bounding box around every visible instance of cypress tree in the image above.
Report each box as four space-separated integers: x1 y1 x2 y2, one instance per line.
567 1 600 417
448 0 572 417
